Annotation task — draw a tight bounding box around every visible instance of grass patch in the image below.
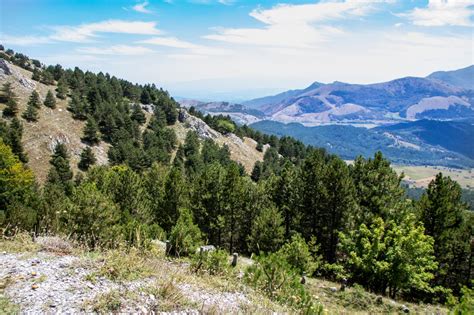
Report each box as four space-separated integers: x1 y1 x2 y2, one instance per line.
0 232 40 253
87 290 122 312
144 279 195 312
0 295 19 314
93 247 154 281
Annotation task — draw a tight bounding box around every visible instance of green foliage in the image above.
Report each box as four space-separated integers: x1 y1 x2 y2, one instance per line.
78 147 96 171
63 182 121 248
22 102 38 122
56 77 68 99
168 208 202 257
4 117 28 163
0 138 35 228
191 249 230 276
452 284 474 315
27 90 41 108
278 234 320 276
419 173 472 295
130 104 146 125
244 251 321 313
43 90 56 109
248 205 285 254
1 82 19 117
82 116 100 144
48 143 73 189
216 119 235 134
338 216 437 298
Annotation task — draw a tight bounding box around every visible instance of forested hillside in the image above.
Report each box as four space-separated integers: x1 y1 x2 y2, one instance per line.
1 47 472 313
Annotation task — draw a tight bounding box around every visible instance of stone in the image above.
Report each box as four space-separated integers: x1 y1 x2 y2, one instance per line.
0 59 12 75
329 287 337 293
31 284 39 290
19 77 36 90
375 296 383 304
401 305 410 313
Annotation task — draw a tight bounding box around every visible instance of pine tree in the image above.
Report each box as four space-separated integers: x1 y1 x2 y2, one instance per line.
68 93 88 120
130 104 146 125
56 77 68 99
82 116 100 145
43 90 56 109
22 103 38 122
7 117 28 163
49 143 73 186
248 205 285 254
2 82 19 117
32 68 42 81
41 71 54 85
27 90 41 108
419 173 472 294
78 147 96 171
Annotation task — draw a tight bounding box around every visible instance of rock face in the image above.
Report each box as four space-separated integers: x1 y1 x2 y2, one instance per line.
0 58 12 76
19 77 36 90
178 109 221 140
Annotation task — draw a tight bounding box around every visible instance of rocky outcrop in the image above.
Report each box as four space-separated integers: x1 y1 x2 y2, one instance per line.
0 58 12 76
178 109 221 140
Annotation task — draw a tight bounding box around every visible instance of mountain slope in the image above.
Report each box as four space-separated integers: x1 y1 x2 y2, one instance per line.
243 66 474 125
0 59 264 180
250 120 474 168
427 65 474 90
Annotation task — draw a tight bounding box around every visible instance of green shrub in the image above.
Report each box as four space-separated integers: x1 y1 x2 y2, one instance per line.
191 249 230 276
278 234 320 276
453 284 474 315
169 208 202 257
244 251 322 313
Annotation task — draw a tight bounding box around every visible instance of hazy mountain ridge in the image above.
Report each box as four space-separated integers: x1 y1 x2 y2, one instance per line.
243 66 474 124
250 119 474 168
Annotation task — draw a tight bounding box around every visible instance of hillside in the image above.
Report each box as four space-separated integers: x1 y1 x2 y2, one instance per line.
0 59 263 179
0 235 449 314
427 65 474 90
250 120 474 169
0 60 110 182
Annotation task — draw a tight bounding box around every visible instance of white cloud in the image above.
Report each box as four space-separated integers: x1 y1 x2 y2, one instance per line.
138 36 230 55
77 45 154 55
139 36 199 49
400 0 474 27
50 20 161 42
0 34 52 46
132 1 154 14
204 0 389 47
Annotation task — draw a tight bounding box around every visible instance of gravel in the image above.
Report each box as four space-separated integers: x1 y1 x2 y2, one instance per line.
0 250 250 314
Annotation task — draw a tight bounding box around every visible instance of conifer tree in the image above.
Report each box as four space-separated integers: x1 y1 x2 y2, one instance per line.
43 90 56 109
41 71 54 85
7 117 28 163
48 143 73 189
68 94 88 120
248 205 285 254
130 104 146 125
78 147 96 171
2 82 19 117
32 68 41 81
419 173 472 294
22 102 38 122
56 77 68 99
27 90 41 108
82 116 100 145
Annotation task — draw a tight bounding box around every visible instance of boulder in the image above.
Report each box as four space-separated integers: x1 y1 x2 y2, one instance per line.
0 59 12 75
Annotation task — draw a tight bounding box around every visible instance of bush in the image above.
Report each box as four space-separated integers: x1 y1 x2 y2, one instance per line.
168 208 202 257
96 247 153 281
453 284 474 315
278 234 320 276
244 251 322 313
191 249 230 276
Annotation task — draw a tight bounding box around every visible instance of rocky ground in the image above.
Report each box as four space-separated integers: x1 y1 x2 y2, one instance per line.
0 238 255 314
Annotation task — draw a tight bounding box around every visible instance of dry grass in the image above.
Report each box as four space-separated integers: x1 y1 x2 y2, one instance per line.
392 164 474 189
0 232 40 253
0 62 110 183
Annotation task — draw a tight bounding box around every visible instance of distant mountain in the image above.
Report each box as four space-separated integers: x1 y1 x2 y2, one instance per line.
178 100 265 125
250 120 474 168
427 65 474 90
243 66 474 125
375 119 474 160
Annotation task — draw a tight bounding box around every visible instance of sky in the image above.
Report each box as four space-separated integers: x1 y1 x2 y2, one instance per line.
1 0 473 101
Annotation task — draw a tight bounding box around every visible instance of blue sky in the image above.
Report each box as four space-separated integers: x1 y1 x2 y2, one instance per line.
1 0 473 100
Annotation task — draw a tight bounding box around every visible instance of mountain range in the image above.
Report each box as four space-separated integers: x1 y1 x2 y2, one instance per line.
180 65 474 168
